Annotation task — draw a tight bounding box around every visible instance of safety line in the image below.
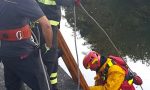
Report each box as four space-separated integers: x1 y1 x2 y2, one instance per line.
73 4 81 90
32 25 51 90
80 3 122 56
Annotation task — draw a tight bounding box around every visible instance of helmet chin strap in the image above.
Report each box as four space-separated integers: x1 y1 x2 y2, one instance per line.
95 56 107 72
99 56 107 68
91 58 98 64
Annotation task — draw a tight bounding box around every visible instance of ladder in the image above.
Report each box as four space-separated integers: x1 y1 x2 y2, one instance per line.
58 30 90 90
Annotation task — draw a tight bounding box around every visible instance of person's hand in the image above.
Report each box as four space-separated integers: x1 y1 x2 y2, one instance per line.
42 48 55 61
94 74 100 80
133 75 143 85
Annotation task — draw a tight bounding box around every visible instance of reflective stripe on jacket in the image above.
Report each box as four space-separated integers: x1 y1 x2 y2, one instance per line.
38 0 56 5
49 20 59 26
37 0 61 23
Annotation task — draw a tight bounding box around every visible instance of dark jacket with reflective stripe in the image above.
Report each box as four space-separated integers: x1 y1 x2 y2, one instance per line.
37 0 62 22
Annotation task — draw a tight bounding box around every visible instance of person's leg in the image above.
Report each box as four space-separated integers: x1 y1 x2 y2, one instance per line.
19 52 50 90
43 26 59 90
2 58 23 90
50 59 58 90
2 52 50 90
50 26 59 90
33 24 59 90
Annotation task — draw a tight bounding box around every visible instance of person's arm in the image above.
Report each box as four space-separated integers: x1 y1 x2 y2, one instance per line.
38 16 53 48
15 0 53 48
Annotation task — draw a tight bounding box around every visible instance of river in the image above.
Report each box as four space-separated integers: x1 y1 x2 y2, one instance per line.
59 13 150 90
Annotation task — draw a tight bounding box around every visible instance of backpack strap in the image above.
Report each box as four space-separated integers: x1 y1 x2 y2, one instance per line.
101 57 134 85
100 58 115 81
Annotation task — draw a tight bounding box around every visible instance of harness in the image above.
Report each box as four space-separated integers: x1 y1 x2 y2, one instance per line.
100 57 134 89
0 24 31 41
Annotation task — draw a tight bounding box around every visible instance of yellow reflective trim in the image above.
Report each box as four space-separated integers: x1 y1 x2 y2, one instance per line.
91 58 98 64
107 58 113 67
50 78 57 84
128 79 133 85
49 20 59 26
50 73 57 78
38 0 56 5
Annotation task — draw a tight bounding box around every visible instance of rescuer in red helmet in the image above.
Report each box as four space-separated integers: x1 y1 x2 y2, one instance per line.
83 51 143 90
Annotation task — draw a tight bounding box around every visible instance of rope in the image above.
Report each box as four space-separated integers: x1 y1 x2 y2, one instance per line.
32 25 51 90
80 3 122 56
79 3 144 90
73 3 81 90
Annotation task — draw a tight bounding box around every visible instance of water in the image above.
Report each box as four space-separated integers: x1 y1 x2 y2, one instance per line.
59 15 150 90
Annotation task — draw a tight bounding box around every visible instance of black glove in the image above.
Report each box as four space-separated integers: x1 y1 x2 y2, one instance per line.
133 73 143 85
57 49 63 58
42 48 57 63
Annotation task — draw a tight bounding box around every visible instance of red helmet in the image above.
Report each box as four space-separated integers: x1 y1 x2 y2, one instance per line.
83 51 101 70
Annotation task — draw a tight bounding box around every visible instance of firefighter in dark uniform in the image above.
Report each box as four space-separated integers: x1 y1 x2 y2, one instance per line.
0 0 53 90
33 0 62 90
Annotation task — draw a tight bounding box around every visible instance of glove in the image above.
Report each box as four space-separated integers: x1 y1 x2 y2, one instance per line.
94 74 100 80
43 48 56 60
57 49 63 58
133 75 143 85
42 48 57 63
